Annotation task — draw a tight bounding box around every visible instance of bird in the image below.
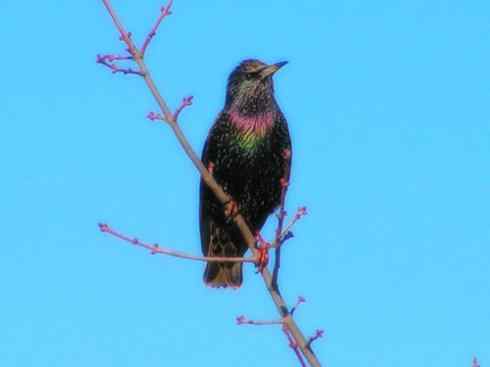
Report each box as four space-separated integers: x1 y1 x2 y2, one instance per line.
200 59 292 288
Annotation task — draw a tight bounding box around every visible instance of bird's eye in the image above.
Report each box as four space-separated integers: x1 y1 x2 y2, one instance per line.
245 72 255 80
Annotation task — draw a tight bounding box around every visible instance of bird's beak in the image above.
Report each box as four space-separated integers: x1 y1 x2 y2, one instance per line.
259 61 288 79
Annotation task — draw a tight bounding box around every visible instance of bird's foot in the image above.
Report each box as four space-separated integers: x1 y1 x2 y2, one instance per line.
255 232 271 273
255 243 270 273
223 199 239 223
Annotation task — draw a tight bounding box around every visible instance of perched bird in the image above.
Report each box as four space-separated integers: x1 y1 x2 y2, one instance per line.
200 59 292 288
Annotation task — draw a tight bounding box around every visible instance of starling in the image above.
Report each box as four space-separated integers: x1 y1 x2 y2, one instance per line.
200 59 292 288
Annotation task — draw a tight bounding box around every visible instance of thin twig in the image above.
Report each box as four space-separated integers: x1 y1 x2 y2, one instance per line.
141 0 173 57
276 206 308 246
96 54 144 76
99 223 256 263
283 325 307 367
290 296 306 316
272 149 292 291
147 111 164 121
97 53 133 62
98 2 321 366
236 315 284 326
173 96 193 122
306 329 325 349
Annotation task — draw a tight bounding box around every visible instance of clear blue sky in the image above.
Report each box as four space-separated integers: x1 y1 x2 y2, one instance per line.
1 1 489 366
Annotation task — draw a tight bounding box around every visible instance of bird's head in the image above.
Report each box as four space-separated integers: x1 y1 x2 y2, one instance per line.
225 59 287 115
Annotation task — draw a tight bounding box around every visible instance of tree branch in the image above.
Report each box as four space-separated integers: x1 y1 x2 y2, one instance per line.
98 1 322 366
99 223 256 263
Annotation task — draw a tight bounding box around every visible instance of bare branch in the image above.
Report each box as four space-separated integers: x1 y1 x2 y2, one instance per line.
98 2 322 366
98 223 256 264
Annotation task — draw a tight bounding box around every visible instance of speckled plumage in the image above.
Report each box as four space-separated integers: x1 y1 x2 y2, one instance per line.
200 59 292 288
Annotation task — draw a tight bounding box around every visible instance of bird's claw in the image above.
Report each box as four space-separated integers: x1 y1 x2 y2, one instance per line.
255 232 270 272
255 243 270 273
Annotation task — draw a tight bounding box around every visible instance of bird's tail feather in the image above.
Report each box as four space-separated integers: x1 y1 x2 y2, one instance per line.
202 219 244 288
204 262 242 288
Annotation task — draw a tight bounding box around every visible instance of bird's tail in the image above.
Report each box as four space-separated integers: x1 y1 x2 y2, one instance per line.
204 261 243 288
201 216 245 288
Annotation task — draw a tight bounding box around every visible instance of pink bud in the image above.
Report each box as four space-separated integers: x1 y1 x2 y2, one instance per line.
295 206 308 219
98 223 109 232
147 112 162 121
207 162 215 175
184 96 194 105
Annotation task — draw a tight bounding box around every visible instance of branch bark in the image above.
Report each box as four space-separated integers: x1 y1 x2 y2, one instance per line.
99 1 321 366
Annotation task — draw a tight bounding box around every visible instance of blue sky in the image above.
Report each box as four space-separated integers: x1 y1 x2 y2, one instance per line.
1 1 489 366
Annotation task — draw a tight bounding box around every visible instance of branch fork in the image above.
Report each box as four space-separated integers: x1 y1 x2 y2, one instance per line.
236 295 323 367
173 96 193 122
98 0 172 76
306 329 325 349
96 53 143 76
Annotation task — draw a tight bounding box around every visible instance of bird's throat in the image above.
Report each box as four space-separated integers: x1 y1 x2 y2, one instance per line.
227 109 275 138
